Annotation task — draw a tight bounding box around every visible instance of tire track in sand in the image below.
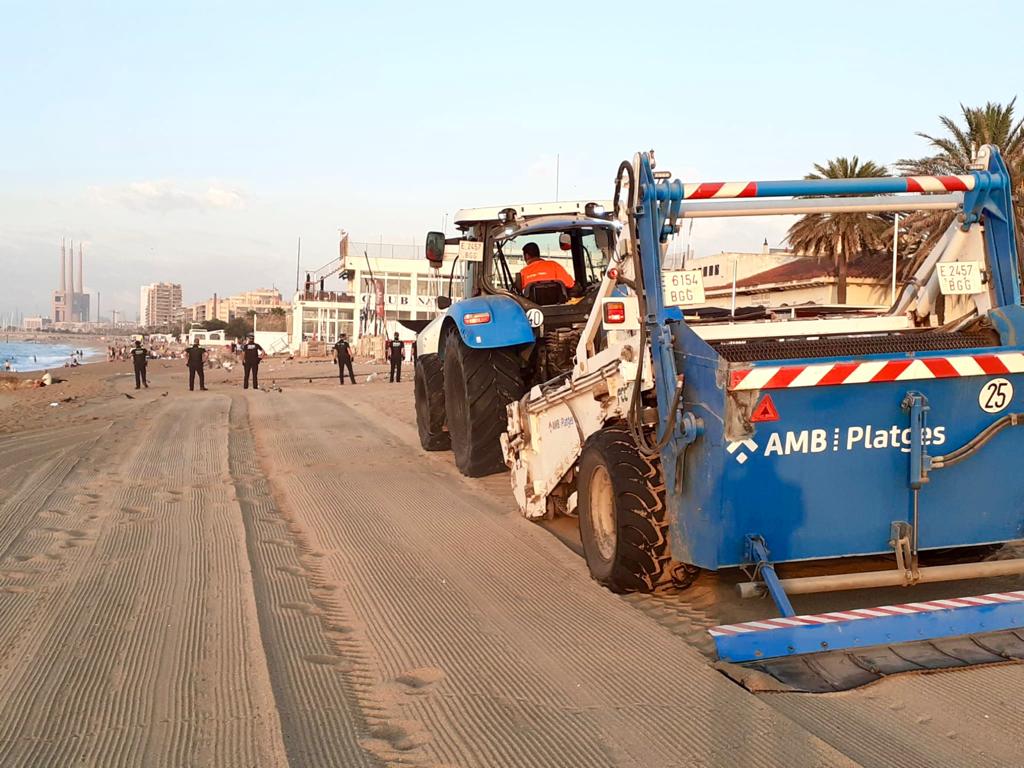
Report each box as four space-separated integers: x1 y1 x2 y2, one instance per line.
247 388 853 768
227 394 382 768
0 395 287 767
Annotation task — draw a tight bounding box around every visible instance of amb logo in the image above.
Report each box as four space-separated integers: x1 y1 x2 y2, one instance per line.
727 424 947 463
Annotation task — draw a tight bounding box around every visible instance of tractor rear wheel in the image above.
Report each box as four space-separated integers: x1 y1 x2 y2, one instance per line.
443 330 523 477
414 354 450 451
577 426 672 592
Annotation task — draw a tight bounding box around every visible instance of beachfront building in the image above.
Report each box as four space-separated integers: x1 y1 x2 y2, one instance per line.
182 288 287 325
21 316 51 331
140 282 183 328
702 252 894 309
289 256 464 352
685 243 802 290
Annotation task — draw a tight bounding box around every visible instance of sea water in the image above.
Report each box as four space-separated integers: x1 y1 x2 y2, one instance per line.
0 341 102 373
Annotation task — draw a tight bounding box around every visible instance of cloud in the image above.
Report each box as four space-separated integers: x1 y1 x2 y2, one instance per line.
88 180 248 212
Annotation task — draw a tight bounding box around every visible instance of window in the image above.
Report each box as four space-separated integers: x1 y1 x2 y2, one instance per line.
489 229 611 292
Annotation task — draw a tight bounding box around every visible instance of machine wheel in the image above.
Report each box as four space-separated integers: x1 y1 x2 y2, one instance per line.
443 330 523 477
414 354 450 451
577 426 672 592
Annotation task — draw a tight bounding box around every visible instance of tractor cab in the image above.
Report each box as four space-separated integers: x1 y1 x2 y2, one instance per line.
489 213 616 328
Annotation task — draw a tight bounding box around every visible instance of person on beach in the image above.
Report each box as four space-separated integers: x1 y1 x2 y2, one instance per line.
184 339 208 391
332 333 356 385
130 340 149 389
241 334 265 390
387 332 404 383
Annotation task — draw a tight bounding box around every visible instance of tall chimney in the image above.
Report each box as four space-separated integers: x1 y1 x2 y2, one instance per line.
76 243 83 294
67 239 75 300
59 239 67 294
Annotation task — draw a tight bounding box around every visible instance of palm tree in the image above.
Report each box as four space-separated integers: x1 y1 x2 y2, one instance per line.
786 157 891 304
896 100 1024 262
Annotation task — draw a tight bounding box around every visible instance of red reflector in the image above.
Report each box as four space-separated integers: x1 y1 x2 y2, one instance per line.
463 312 491 325
603 301 626 324
751 394 779 422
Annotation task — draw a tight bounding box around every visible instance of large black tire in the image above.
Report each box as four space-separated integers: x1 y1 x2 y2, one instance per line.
577 426 672 592
415 354 450 451
443 330 523 477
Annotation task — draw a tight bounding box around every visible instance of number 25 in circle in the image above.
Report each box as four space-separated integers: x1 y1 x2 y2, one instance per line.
979 378 1013 413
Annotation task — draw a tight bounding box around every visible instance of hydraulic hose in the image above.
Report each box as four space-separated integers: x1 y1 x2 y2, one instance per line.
931 413 1024 469
613 159 682 458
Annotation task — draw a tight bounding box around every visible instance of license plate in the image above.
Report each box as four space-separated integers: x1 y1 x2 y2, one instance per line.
937 261 984 295
662 269 706 306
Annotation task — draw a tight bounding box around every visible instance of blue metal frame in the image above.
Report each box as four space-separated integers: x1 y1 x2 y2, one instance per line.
714 597 1024 663
629 149 1024 660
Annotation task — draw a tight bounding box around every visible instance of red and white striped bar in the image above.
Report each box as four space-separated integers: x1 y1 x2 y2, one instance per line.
709 590 1024 638
729 352 1024 391
680 175 976 201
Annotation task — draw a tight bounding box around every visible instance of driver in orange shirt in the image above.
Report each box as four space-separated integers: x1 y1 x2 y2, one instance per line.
513 242 576 294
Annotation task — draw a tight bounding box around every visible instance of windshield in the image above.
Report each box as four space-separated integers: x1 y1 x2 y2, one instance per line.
490 228 611 293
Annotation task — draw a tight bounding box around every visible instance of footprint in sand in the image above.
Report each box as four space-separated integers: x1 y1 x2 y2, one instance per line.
395 667 446 691
305 654 354 671
366 720 430 752
281 602 321 617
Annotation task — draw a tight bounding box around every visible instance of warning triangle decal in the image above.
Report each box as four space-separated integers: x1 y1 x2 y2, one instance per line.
751 394 779 422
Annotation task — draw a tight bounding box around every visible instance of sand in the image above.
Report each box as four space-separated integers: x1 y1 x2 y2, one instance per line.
0 355 1019 766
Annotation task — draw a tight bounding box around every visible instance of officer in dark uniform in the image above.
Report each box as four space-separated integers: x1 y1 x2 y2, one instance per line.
242 334 265 390
387 332 404 383
130 340 150 389
184 338 208 391
333 333 356 385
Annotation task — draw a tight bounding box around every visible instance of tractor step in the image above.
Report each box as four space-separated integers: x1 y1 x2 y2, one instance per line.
710 590 1024 663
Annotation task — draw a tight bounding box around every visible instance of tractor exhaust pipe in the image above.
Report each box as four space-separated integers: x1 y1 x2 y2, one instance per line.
738 557 1024 599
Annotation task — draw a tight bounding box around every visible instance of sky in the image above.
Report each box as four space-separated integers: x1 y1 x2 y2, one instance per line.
1 0 1022 320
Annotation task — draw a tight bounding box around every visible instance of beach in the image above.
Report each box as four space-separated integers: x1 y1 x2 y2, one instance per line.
0 355 1019 766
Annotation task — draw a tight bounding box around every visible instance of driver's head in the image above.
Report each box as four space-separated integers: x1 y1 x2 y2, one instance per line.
522 242 541 262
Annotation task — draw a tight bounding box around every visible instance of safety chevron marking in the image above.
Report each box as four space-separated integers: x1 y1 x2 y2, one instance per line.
729 352 1024 391
708 590 1024 637
680 174 975 200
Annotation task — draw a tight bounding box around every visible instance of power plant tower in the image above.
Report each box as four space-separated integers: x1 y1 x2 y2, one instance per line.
76 242 83 294
67 240 75 302
52 238 91 324
59 238 67 295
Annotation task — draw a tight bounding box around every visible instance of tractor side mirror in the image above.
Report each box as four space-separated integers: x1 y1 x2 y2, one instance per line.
425 231 446 268
436 295 452 310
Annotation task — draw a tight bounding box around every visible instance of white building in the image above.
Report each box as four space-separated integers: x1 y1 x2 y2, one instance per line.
290 256 464 352
686 244 801 290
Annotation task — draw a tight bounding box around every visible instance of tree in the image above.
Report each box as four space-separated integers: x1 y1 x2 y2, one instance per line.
786 156 891 304
225 316 253 340
202 319 228 331
896 100 1024 262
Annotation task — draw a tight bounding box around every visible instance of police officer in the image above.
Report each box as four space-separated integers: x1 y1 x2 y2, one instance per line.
184 338 208 391
242 334 265 390
387 332 404 383
130 339 150 389
333 333 356 385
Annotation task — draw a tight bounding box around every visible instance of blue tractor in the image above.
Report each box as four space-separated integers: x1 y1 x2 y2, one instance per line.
415 201 616 476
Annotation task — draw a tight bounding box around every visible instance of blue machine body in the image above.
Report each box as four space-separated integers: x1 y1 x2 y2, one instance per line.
628 149 1024 662
670 329 1024 569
